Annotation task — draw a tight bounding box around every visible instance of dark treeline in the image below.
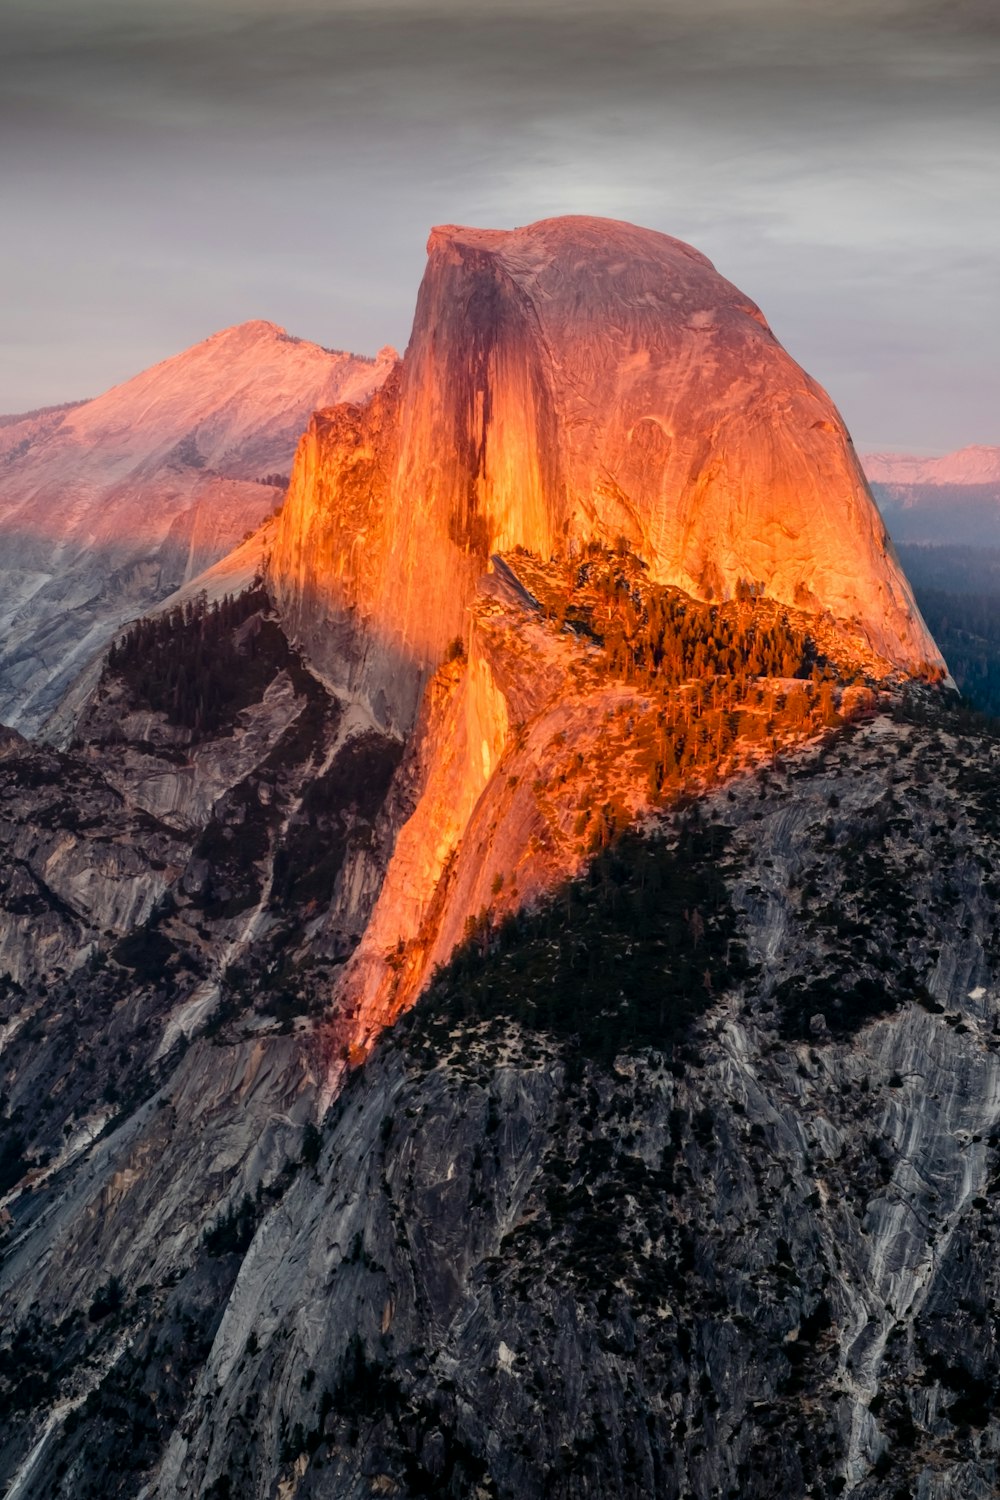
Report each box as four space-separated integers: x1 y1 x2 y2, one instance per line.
105 584 285 736
907 587 1000 719
410 818 752 1067
896 543 1000 598
894 546 1000 719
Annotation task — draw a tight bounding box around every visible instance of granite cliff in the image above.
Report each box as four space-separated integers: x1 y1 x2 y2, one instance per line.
271 217 939 735
268 217 943 1057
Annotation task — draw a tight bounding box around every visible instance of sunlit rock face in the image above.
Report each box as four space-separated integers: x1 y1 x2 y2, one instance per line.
335 567 672 1052
270 215 940 732
0 323 395 737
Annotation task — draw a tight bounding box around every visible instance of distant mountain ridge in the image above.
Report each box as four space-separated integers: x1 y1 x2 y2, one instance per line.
0 322 396 737
861 445 1000 549
863 444 1000 487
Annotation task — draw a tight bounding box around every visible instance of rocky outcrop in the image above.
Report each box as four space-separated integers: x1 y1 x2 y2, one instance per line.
320 544 909 1066
0 725 188 989
3 694 1000 1500
0 325 396 737
270 216 940 733
0 590 406 1222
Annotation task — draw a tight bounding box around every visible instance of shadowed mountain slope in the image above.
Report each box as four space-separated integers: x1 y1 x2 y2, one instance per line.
0 220 976 1500
0 323 395 737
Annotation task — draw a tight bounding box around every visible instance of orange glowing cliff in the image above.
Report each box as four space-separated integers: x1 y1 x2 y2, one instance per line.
262 216 944 1065
270 215 941 736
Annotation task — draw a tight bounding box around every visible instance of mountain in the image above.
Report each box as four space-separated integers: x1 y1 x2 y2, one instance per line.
271 217 939 736
269 215 942 1054
861 446 1000 548
0 323 396 738
5 218 998 1500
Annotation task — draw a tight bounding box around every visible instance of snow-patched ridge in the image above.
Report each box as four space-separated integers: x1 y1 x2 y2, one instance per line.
862 445 1000 488
0 323 396 738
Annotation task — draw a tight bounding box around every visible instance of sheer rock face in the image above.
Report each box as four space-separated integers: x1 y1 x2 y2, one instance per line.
0 324 395 738
270 215 940 733
334 571 667 1050
0 727 188 988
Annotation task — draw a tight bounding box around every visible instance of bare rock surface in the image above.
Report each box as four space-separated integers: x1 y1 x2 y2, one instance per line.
0 724 188 989
2 695 997 1499
271 216 940 733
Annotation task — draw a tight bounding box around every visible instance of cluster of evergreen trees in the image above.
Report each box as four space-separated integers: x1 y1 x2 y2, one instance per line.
543 546 817 689
416 819 750 1066
105 584 281 736
532 546 848 797
626 674 843 804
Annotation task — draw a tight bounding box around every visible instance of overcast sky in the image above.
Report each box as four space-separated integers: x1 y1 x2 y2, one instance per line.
1 0 997 451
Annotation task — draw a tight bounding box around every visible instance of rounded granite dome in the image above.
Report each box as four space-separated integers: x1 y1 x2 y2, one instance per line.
270 214 942 732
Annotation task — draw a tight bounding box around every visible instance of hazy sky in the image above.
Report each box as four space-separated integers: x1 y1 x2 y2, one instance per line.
2 0 997 451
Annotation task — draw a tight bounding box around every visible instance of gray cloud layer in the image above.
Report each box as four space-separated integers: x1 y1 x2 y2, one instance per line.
1 0 997 449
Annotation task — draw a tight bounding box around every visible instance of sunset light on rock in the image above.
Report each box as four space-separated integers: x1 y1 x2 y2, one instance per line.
1 4 998 1497
0 324 394 737
271 216 941 745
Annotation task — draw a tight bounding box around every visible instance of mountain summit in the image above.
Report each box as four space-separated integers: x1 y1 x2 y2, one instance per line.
0 324 395 736
271 215 940 732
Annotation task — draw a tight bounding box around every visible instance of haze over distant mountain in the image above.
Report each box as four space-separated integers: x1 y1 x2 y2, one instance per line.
862 444 1000 718
0 322 395 738
863 446 1000 488
862 445 1000 548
